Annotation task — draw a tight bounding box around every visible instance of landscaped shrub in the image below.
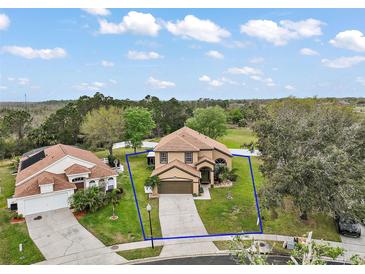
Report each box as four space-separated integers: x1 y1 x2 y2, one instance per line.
144 175 160 188
70 186 121 213
215 165 238 183
199 186 204 194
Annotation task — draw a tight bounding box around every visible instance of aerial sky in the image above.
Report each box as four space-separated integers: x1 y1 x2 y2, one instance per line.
0 8 364 102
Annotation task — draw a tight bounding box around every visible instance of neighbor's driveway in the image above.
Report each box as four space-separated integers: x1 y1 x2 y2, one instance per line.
158 194 217 257
26 208 126 264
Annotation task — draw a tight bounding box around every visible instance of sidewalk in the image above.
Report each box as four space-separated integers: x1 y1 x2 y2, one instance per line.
35 232 365 264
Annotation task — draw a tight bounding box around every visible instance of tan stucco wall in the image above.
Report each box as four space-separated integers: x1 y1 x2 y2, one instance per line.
155 151 198 168
193 182 199 194
213 150 232 170
198 150 213 159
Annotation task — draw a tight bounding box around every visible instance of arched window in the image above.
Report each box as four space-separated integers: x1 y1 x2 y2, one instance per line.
215 158 227 165
72 177 84 182
89 180 97 188
107 177 115 190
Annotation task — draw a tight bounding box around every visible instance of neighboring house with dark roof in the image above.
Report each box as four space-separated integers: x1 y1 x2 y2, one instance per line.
7 144 117 216
151 127 232 195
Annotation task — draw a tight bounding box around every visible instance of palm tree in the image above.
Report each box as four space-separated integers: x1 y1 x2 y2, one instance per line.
109 189 121 220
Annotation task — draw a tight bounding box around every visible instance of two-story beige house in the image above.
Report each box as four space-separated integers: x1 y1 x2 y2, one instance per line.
151 127 232 195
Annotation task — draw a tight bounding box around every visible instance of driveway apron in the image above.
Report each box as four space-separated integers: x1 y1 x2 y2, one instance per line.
26 208 126 264
158 194 218 257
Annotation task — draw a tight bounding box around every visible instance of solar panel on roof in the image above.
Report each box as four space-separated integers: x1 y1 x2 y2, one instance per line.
20 150 46 171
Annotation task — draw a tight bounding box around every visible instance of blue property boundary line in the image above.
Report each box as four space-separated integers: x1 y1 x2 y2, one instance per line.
126 150 263 241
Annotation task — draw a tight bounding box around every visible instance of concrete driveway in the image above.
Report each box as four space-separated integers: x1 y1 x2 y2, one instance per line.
26 208 126 264
340 225 365 258
158 194 217 257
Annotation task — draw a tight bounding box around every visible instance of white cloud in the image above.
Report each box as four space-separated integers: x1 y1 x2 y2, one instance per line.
2 46 67 59
166 15 230 43
240 18 323 46
227 66 262 75
329 30 365 52
249 75 276 87
224 40 251 48
18 78 30 85
82 8 110 16
321 56 365 69
300 48 319 56
356 77 365 86
199 75 211 82
101 60 114 67
0 85 7 90
98 11 161 36
109 79 118 84
205 50 224 59
73 81 106 92
127 50 162 60
209 80 223 87
285 85 296 90
199 75 237 87
0 14 10 30
249 57 264 64
147 77 175 89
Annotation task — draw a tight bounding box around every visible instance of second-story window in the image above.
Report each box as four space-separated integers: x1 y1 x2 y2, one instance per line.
185 152 193 164
160 152 168 164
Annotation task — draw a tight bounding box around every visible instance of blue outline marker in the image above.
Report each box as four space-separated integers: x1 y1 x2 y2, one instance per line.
126 150 263 241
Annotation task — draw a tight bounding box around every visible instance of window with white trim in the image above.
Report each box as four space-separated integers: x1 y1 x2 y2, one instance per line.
160 152 168 164
89 180 97 188
72 177 84 182
185 152 193 164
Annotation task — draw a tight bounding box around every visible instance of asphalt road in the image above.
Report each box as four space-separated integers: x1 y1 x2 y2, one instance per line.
136 254 349 265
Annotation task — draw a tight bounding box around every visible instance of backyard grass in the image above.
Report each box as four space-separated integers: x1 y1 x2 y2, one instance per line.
118 246 163 260
217 127 257 148
79 148 162 245
0 162 44 265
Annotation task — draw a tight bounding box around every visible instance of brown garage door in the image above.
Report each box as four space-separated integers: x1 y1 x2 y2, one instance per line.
158 181 193 194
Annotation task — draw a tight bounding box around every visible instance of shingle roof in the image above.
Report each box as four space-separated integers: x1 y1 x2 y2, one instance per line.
65 164 91 175
154 126 232 156
16 144 115 184
14 171 76 198
151 159 201 178
89 165 117 179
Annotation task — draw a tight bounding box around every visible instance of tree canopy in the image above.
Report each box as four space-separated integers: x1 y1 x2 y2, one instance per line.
255 99 365 220
186 106 227 139
124 107 155 152
80 106 124 156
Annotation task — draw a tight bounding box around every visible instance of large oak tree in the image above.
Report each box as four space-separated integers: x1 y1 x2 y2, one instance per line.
255 99 365 220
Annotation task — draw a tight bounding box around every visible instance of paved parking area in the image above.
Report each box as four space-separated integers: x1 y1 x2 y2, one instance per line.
158 194 217 257
26 208 126 264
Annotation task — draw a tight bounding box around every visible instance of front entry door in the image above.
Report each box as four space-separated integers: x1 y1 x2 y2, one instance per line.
200 168 210 184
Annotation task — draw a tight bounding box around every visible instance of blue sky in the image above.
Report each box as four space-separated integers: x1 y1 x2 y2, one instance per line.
0 8 364 102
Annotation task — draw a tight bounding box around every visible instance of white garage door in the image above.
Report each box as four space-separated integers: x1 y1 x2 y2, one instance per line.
23 192 69 216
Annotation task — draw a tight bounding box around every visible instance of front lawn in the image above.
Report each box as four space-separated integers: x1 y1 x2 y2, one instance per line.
0 162 44 265
195 156 261 234
79 149 162 245
118 246 163 260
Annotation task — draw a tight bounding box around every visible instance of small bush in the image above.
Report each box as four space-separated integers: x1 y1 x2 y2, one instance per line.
199 186 204 194
145 175 160 187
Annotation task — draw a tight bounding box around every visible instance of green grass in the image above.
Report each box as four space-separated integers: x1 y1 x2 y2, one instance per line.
118 246 163 260
195 156 260 234
251 158 340 241
214 239 290 255
218 127 258 148
0 162 44 265
79 148 162 245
